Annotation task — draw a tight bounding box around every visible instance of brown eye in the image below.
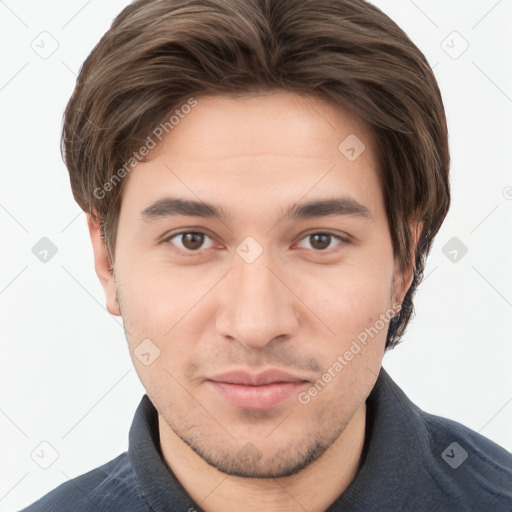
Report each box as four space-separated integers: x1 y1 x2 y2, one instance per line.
181 232 205 251
297 233 346 252
309 234 331 250
165 231 214 253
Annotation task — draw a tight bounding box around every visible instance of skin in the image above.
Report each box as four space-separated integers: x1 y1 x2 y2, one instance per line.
88 91 419 512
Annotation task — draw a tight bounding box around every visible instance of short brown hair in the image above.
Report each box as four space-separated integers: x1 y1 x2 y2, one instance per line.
62 0 450 349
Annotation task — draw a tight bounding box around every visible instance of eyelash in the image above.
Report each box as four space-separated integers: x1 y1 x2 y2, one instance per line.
162 230 349 256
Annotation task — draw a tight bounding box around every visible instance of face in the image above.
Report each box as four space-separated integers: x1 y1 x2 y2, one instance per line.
93 91 411 478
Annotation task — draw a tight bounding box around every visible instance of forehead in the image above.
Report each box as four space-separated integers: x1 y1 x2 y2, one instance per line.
146 91 375 163
118 91 382 222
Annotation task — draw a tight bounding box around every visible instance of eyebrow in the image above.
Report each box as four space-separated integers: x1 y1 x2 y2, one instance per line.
140 196 372 223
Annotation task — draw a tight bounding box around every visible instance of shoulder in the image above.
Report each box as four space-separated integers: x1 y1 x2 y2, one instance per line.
416 407 512 509
372 371 512 511
19 452 150 512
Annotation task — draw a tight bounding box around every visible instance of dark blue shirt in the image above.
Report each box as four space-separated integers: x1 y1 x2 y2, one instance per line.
20 368 512 511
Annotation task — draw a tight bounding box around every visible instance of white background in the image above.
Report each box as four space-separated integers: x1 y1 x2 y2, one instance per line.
1 0 511 510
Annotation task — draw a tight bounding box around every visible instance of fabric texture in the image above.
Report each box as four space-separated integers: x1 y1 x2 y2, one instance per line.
20 367 512 511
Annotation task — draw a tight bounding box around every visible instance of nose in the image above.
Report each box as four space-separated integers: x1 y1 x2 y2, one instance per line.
215 248 300 351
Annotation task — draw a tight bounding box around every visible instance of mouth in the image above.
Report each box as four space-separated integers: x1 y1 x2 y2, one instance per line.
205 369 310 410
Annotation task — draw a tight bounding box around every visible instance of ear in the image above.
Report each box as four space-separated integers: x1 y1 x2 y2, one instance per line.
392 221 423 305
87 213 121 316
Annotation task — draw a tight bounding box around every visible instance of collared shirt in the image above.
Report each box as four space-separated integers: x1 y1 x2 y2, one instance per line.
20 367 512 511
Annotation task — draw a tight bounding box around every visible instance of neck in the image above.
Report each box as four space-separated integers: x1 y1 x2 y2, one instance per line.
158 402 367 512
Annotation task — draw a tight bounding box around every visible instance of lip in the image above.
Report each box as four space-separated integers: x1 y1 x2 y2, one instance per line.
205 369 309 410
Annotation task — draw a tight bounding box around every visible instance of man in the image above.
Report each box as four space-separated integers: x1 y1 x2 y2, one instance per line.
21 0 512 510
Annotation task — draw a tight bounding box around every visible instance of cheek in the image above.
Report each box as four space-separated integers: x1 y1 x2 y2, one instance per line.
114 260 207 374
308 255 394 328
116 251 192 318
300 267 391 409
296 247 394 374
